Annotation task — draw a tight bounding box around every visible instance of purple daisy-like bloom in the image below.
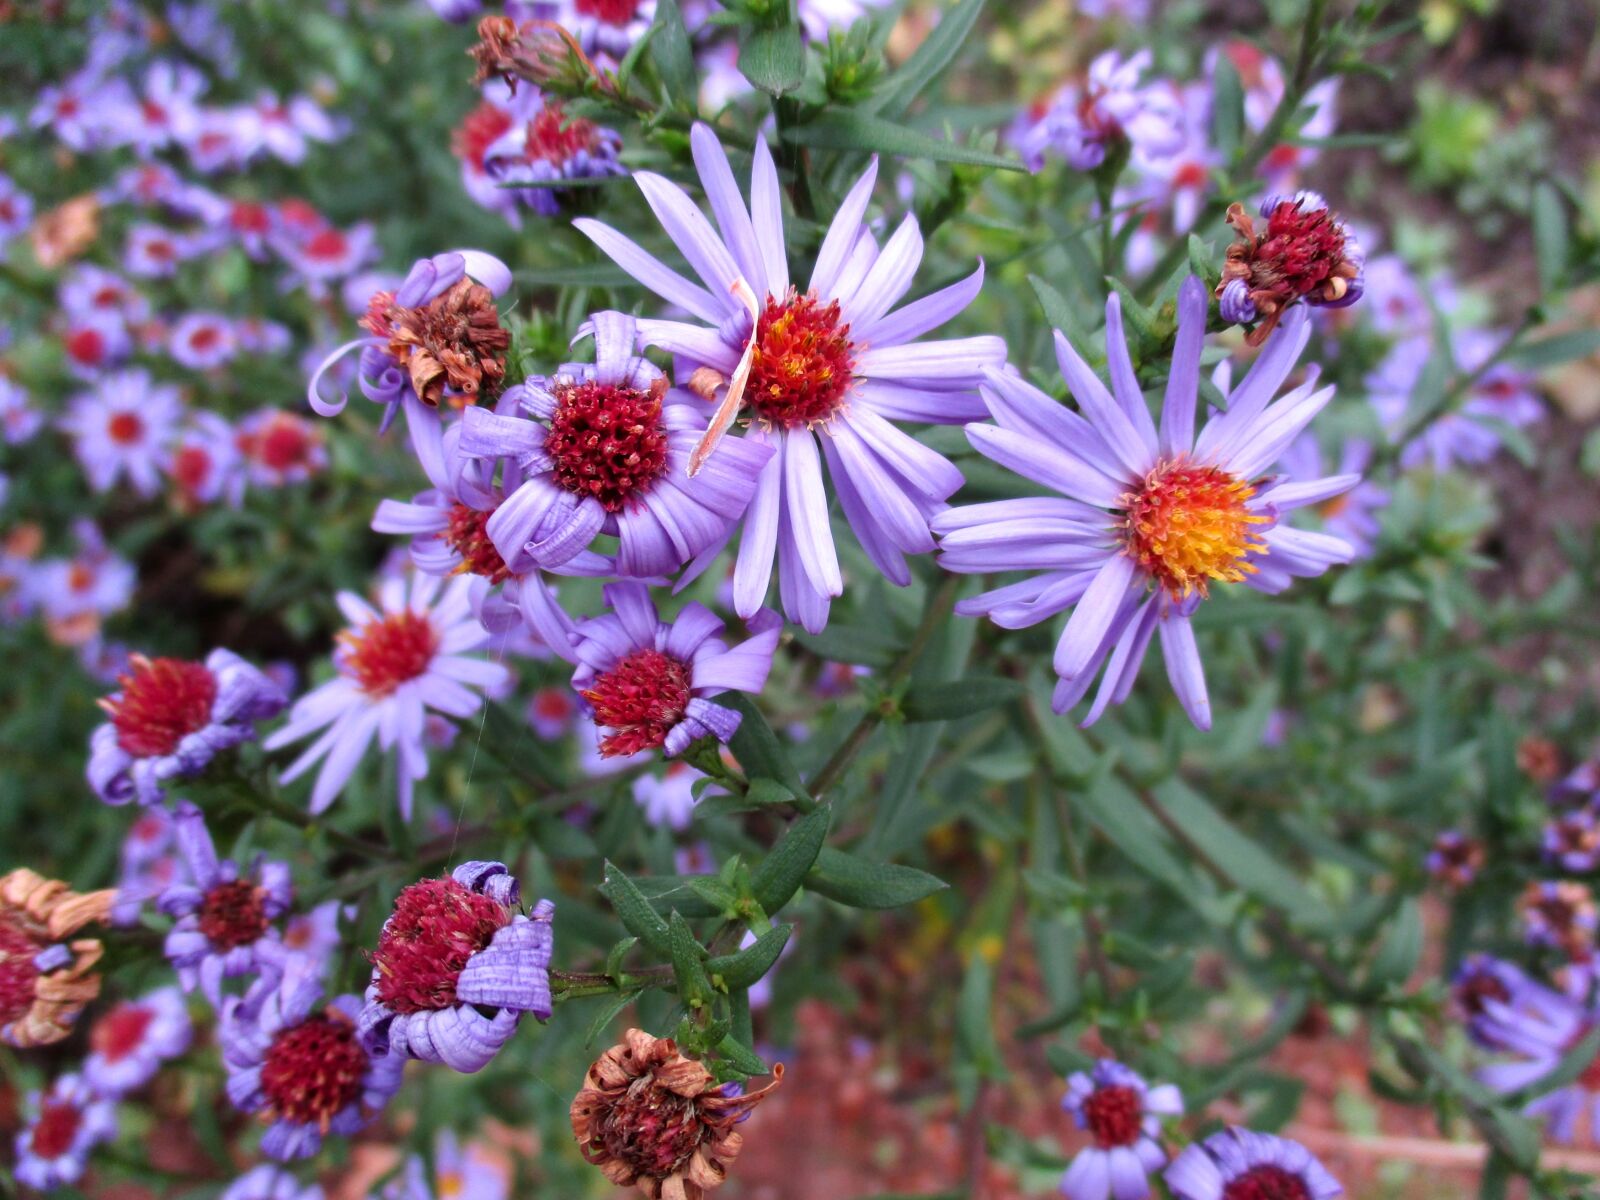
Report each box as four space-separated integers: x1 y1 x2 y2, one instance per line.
111 805 187 926
13 1073 118 1191
569 581 781 759
60 368 183 497
1452 953 1571 1052
1274 432 1387 559
33 519 137 630
125 221 197 278
0 377 41 444
245 91 342 165
935 281 1355 729
168 411 244 508
576 124 1004 632
159 802 294 1004
1013 50 1184 173
87 647 288 806
460 310 775 581
309 249 512 430
1059 1059 1182 1200
60 264 151 330
376 1128 511 1200
220 963 405 1161
479 92 625 220
1545 807 1600 873
224 1165 327 1200
30 70 131 152
0 172 34 252
1165 1128 1341 1200
62 312 135 380
262 571 511 817
272 220 378 295
537 0 657 61
1474 972 1600 1143
358 861 554 1074
234 408 328 496
632 761 704 830
122 60 206 154
280 899 347 979
83 984 193 1097
169 311 239 370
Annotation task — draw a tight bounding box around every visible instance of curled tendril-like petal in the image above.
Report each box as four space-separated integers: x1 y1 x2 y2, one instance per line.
307 337 385 417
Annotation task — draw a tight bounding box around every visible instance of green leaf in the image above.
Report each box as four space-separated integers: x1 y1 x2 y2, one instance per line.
751 805 831 913
726 693 811 800
1365 898 1423 991
1533 181 1568 296
793 622 901 668
954 957 1004 1080
688 876 740 912
739 25 806 96
786 113 1025 171
668 911 713 1007
600 862 673 952
806 846 947 908
715 1031 769 1075
869 0 984 119
586 989 641 1047
619 873 723 918
1028 274 1087 346
1509 328 1600 371
1187 234 1218 289
605 936 639 980
707 924 793 988
1106 278 1159 349
648 0 695 99
1210 55 1244 161
1477 1151 1510 1200
900 677 1023 722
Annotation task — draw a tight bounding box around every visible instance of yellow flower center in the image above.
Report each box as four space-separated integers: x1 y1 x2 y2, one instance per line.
1122 458 1267 599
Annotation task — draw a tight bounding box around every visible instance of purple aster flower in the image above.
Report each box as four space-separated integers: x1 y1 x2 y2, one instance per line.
1126 81 1219 231
30 70 131 152
0 172 34 252
124 221 196 278
479 92 625 219
537 0 657 63
1360 254 1435 339
1545 807 1600 873
111 805 187 926
935 282 1355 729
385 1130 511 1200
280 899 347 978
1552 761 1600 810
0 377 42 444
794 0 891 39
62 313 134 380
168 312 239 370
1165 1128 1341 1200
59 264 151 330
1474 971 1600 1143
271 220 378 295
1519 881 1598 960
1274 433 1387 558
632 761 704 830
576 124 1004 632
220 963 404 1161
168 411 244 508
1424 829 1484 889
262 571 512 817
236 316 294 356
244 92 342 165
33 520 137 630
1217 192 1364 345
88 648 288 806
159 802 294 1004
569 581 781 758
13 1073 117 1190
357 861 554 1074
1453 954 1571 1052
460 310 775 581
527 685 578 739
1013 51 1184 173
1059 1059 1182 1200
224 1165 327 1200
183 107 259 174
83 985 192 1097
234 407 328 496
121 60 206 154
309 249 512 430
60 369 182 497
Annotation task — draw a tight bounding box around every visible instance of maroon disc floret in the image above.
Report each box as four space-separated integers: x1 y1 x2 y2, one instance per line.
28 1101 83 1160
197 880 270 951
103 656 217 758
599 1084 705 1179
581 648 693 758
546 377 671 514
1221 1165 1311 1200
0 920 41 1025
1081 1083 1143 1148
445 503 512 584
260 1011 369 1128
90 1002 155 1062
369 877 511 1014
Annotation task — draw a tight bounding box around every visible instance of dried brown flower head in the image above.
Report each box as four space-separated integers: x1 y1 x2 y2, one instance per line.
30 195 100 269
363 277 510 409
571 1028 783 1200
0 868 115 1048
1517 736 1563 784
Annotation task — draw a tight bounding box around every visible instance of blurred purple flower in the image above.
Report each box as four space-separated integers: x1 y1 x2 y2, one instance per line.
83 985 192 1097
13 1074 117 1191
60 369 182 496
1013 51 1183 173
1060 1059 1182 1200
1165 1128 1341 1200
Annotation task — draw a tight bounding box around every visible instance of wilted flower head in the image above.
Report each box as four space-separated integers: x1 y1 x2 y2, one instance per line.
1545 808 1600 874
1060 1058 1182 1200
159 802 293 1003
570 1028 783 1200
0 868 115 1048
88 648 288 805
1425 829 1484 889
220 964 404 1160
1013 50 1184 173
358 861 554 1074
13 1073 117 1190
1218 191 1364 345
1164 1127 1341 1200
1519 881 1597 961
83 984 193 1097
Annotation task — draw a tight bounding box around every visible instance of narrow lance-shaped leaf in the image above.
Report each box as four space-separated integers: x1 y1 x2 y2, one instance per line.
707 924 793 990
751 805 831 913
600 862 672 953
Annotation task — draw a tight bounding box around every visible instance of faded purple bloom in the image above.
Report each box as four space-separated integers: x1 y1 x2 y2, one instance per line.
428 0 484 20
936 283 1354 729
13 1074 117 1191
235 316 294 356
224 1165 327 1200
1475 971 1600 1143
576 125 1004 631
272 220 378 295
632 761 704 830
359 862 554 1074
541 0 658 63
1165 1128 1341 1200
111 805 187 926
220 964 404 1160
122 60 206 154
0 377 42 444
60 369 182 497
32 520 137 628
63 313 134 380
262 571 511 817
159 802 293 1004
1060 1059 1182 1200
166 311 238 370
244 92 342 165
125 222 197 278
168 411 244 507
184 107 259 173
83 985 192 1097
1552 761 1600 810
0 172 33 252
280 900 347 977
1126 81 1218 230
1275 433 1387 558
234 407 328 496
1546 807 1600 873
88 648 287 806
375 1129 510 1200
1519 880 1598 957
460 310 774 581
1013 51 1183 173
60 264 151 330
527 685 579 739
30 70 132 152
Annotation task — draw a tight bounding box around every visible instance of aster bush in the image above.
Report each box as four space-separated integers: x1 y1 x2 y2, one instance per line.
5 0 1600 1198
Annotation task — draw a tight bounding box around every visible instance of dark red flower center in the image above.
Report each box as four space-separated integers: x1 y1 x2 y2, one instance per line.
339 610 438 697
304 229 348 261
1082 1083 1142 1148
369 877 510 1015
746 290 856 428
583 649 693 757
260 1011 369 1128
0 920 42 1025
232 202 272 233
444 502 512 584
524 102 604 166
1222 1165 1310 1200
599 1080 706 1179
189 325 223 352
546 377 670 513
1254 200 1349 297
575 0 642 24
1122 458 1267 599
107 411 145 445
66 326 105 365
171 444 213 496
452 102 514 171
29 1100 83 1160
198 880 270 950
141 99 168 126
104 656 217 757
239 416 316 471
91 1002 156 1062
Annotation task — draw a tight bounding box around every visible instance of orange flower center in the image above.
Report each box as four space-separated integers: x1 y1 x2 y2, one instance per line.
339 610 439 698
582 649 692 757
105 656 218 757
197 880 270 950
746 290 856 428
260 1011 369 1128
547 378 670 513
1122 458 1266 599
1082 1083 1142 1148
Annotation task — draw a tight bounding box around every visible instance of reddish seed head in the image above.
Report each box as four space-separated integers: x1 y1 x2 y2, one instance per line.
259 1010 369 1128
599 1085 705 1178
546 378 670 513
90 1002 155 1062
1254 201 1349 298
746 290 856 429
1221 1165 1310 1200
369 877 510 1014
444 503 512 583
107 411 144 445
28 1100 83 1160
0 920 41 1025
523 102 605 166
339 611 439 698
452 102 514 170
574 0 641 23
1122 459 1266 600
103 656 217 757
140 99 168 126
197 880 270 950
582 648 693 757
65 326 105 365
1081 1084 1143 1148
